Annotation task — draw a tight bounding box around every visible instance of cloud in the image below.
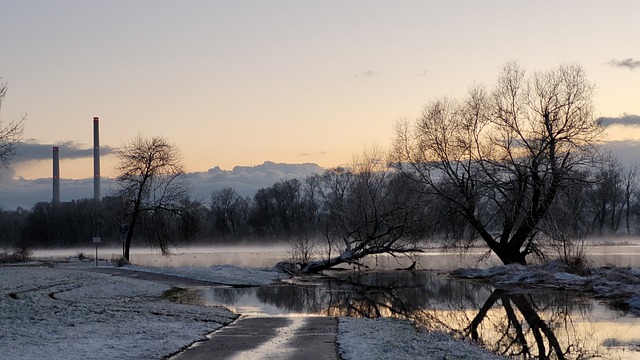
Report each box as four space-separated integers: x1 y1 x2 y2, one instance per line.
602 140 640 167
597 114 640 127
0 176 118 210
300 151 327 157
0 161 324 210
13 140 117 162
355 70 377 78
607 58 640 70
189 161 324 201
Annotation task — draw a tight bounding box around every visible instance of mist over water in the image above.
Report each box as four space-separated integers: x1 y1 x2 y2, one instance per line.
32 237 640 269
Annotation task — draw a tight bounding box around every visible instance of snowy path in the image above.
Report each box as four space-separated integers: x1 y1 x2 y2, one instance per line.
80 267 230 287
171 316 338 360
0 266 236 360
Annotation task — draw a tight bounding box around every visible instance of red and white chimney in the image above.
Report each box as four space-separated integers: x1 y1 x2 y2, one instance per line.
93 117 101 200
52 146 60 205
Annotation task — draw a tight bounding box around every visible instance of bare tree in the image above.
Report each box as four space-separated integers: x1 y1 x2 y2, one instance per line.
588 152 626 235
210 187 249 238
114 135 195 260
623 165 638 235
393 62 601 265
0 80 25 170
298 148 425 273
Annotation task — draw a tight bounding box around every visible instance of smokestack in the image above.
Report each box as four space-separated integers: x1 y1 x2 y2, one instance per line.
52 146 60 205
93 117 101 200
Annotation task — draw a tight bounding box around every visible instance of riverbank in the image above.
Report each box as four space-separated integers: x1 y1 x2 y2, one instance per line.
0 260 502 359
450 260 640 315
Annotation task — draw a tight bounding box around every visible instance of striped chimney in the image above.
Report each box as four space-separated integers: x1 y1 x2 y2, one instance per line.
52 146 60 205
93 117 101 200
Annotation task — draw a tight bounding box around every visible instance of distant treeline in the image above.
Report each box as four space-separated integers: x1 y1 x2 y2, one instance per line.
0 152 639 250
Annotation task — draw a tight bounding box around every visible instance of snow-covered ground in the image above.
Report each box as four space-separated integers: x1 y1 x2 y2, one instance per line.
123 264 287 286
451 260 640 315
0 265 236 360
338 317 503 360
1 260 503 360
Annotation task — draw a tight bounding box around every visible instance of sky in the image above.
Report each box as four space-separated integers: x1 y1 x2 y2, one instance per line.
0 1 639 208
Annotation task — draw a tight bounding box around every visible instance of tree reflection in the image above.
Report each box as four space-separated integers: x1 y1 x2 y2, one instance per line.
465 289 599 359
245 272 603 359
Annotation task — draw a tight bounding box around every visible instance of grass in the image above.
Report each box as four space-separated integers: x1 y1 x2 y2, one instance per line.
110 254 129 267
0 247 33 264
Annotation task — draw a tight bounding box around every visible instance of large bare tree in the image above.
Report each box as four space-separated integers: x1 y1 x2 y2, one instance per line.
393 62 601 265
115 135 195 261
0 80 24 170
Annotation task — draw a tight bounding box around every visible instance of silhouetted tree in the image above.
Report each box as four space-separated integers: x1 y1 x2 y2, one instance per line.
588 153 626 234
249 179 306 238
114 135 195 260
0 207 26 247
623 165 638 234
210 188 249 238
393 62 602 265
0 80 24 172
300 149 425 273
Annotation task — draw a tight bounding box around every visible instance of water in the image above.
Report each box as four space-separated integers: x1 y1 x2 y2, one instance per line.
33 242 640 359
34 239 640 269
199 270 640 359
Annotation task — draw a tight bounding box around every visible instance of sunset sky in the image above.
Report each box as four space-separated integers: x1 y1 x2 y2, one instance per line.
1 0 639 185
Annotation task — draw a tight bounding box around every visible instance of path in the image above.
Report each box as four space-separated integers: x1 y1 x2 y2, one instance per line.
79 267 227 287
79 267 341 359
170 316 339 360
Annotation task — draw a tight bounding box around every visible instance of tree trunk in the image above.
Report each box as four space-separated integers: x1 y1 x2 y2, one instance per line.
301 253 357 273
493 245 527 265
124 202 142 261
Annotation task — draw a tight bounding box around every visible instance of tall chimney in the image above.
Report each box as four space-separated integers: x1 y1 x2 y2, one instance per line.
52 146 60 205
93 117 101 200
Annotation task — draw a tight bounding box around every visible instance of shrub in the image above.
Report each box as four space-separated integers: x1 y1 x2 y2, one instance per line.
110 254 129 267
0 247 33 264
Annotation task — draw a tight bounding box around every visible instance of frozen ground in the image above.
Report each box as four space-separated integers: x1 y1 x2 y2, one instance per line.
1 260 503 360
451 260 640 315
0 265 236 360
122 263 287 286
338 317 503 360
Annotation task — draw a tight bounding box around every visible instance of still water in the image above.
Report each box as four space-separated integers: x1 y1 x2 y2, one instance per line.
35 242 640 359
198 270 640 359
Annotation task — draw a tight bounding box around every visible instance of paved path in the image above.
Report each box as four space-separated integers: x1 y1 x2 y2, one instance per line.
78 267 227 287
79 267 341 359
171 316 340 360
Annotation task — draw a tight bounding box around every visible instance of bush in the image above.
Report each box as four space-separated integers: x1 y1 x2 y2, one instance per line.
0 247 33 264
110 254 129 267
562 255 591 276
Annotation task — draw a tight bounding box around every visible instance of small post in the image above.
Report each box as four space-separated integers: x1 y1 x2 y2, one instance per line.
118 224 128 259
92 236 101 267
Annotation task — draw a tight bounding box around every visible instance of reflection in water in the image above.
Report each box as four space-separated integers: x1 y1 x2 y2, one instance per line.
465 290 598 359
200 271 639 359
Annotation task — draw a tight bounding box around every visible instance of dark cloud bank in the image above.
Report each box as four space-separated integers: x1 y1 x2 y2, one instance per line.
608 58 640 70
597 114 640 127
15 140 117 162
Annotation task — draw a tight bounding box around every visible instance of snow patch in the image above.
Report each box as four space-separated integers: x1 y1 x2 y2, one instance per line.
123 264 286 286
338 317 503 360
0 267 236 360
451 261 640 315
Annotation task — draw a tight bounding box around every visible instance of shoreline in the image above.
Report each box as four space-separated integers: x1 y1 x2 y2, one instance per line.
1 261 504 359
7 257 640 359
